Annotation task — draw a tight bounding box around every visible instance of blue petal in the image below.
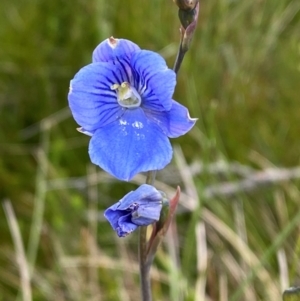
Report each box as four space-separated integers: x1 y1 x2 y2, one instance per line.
68 62 129 131
93 37 140 63
89 109 173 181
117 215 138 237
144 100 197 138
104 207 137 237
104 208 125 231
131 50 176 111
132 203 162 225
76 127 95 136
116 184 162 209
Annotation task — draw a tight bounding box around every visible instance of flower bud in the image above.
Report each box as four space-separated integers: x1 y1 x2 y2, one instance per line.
173 0 198 11
178 6 198 29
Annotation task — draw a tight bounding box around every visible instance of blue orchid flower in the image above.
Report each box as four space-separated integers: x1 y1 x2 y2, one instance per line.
68 37 196 181
104 184 163 237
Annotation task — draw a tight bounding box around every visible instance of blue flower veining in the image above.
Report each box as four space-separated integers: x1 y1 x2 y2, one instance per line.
68 37 196 181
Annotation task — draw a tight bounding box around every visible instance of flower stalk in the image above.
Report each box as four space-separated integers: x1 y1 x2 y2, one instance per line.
139 226 152 301
138 170 157 301
173 0 200 73
138 173 181 301
137 1 199 297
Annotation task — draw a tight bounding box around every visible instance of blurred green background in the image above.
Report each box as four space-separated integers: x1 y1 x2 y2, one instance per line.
1 0 300 300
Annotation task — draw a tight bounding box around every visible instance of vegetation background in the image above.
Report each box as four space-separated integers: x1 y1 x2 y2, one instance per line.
1 0 300 300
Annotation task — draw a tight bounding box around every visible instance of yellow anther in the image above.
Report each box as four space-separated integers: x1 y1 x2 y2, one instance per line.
111 84 119 90
111 82 141 109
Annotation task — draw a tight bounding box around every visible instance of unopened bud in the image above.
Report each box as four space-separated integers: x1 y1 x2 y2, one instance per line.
180 0 200 53
173 0 198 11
173 0 200 73
178 6 198 29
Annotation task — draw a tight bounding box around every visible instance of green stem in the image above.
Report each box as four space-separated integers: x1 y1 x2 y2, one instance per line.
173 42 188 74
139 25 186 301
138 170 157 301
138 23 188 296
139 226 152 301
146 170 157 186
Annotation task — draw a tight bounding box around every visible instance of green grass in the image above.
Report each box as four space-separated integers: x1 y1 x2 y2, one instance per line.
1 0 300 300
